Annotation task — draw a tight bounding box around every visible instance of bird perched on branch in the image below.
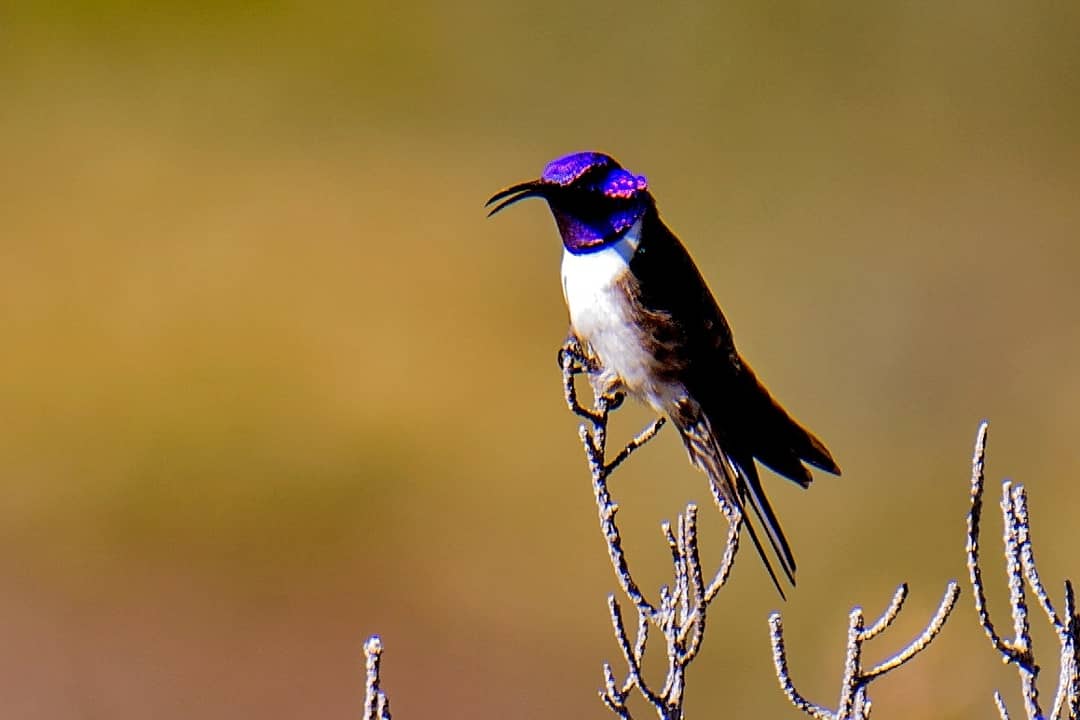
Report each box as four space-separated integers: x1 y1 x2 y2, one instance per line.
487 151 840 595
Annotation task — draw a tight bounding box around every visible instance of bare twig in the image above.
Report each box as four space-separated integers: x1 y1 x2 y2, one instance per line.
770 583 959 720
1056 580 1080 718
601 661 633 720
861 582 961 681
994 690 1013 720
560 338 740 720
1003 481 1044 719
607 418 667 475
363 635 392 720
965 420 1079 719
862 583 908 640
769 613 834 720
968 422 1014 659
1014 485 1061 629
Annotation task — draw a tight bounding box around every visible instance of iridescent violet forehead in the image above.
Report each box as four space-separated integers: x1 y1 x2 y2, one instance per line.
540 152 648 199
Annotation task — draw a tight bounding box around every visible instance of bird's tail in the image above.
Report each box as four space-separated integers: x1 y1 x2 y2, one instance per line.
678 414 795 598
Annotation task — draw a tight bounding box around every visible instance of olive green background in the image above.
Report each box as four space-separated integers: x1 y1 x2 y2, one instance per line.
3 2 1079 718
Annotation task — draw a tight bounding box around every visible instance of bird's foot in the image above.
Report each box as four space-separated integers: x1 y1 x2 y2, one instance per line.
559 336 624 421
590 371 625 412
557 336 600 375
602 390 626 412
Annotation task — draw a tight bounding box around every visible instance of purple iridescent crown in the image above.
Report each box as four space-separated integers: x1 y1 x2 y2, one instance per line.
541 152 648 199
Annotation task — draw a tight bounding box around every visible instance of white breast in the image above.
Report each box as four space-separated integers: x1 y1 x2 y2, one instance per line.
560 219 658 397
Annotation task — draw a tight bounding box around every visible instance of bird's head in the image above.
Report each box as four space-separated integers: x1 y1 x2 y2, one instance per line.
487 151 653 253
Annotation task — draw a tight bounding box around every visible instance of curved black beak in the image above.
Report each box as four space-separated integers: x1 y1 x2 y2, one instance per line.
485 180 549 217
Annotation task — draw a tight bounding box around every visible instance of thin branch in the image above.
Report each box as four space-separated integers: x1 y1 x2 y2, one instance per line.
1061 580 1080 718
853 689 871 720
684 507 707 619
559 338 605 423
861 581 961 681
1003 481 1039 669
561 338 740 720
607 417 667 475
623 608 651 696
363 635 392 720
994 691 1013 720
862 583 908 640
1012 484 1062 630
600 660 634 720
665 521 687 630
963 421 1079 720
837 608 864 720
1001 481 1044 719
768 613 834 720
771 583 958 720
704 513 741 604
682 516 739 663
969 421 1013 658
587 426 656 618
608 595 664 709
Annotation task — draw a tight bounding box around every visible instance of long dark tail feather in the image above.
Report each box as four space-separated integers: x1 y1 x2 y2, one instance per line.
736 497 789 599
676 412 795 597
735 456 797 588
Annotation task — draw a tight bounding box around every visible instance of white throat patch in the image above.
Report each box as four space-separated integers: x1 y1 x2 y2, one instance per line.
560 217 644 306
559 217 659 397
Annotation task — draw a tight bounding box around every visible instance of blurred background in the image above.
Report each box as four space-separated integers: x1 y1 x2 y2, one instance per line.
3 1 1079 718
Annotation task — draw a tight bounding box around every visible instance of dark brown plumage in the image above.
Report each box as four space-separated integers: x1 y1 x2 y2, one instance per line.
626 210 840 592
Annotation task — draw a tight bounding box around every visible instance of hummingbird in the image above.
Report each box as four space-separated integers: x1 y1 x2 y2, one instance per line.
486 151 840 594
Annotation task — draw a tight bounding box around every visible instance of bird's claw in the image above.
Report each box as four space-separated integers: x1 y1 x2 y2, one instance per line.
558 337 600 375
602 391 626 411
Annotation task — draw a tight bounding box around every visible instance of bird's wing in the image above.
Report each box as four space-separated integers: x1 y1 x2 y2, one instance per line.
628 213 840 488
626 213 840 591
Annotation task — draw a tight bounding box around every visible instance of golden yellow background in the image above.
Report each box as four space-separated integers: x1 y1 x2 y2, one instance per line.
3 2 1079 718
